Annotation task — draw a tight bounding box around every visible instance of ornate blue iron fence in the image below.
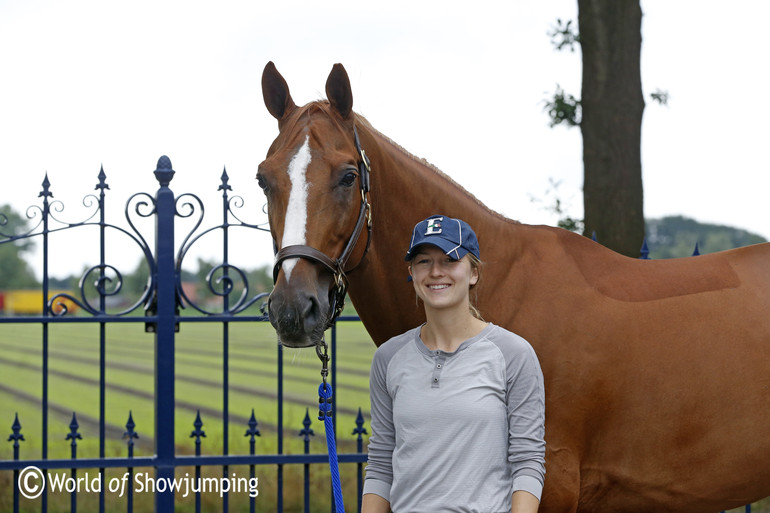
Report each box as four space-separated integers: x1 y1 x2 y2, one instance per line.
0 156 368 512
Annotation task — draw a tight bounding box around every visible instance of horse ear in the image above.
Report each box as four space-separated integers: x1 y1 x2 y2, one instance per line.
262 61 296 120
325 63 353 119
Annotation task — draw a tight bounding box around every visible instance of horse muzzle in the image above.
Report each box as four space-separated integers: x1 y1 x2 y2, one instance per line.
267 283 330 348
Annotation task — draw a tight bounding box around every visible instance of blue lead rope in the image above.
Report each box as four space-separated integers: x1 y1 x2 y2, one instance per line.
319 382 345 513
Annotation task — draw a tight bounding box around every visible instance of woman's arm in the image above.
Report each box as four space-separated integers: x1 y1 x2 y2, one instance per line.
362 492 391 513
504 336 547 500
512 490 540 513
362 345 397 507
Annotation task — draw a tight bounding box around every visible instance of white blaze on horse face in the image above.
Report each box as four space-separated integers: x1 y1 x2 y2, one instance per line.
280 135 312 282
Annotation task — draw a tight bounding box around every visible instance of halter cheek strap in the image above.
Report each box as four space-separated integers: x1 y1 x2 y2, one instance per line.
271 125 372 329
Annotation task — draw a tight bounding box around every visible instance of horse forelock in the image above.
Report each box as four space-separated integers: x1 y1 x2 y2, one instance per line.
281 101 350 135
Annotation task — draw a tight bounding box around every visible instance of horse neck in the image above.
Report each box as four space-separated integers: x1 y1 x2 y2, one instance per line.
346 122 527 344
365 125 509 245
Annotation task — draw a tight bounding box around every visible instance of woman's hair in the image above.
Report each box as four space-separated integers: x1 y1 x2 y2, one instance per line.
467 254 484 321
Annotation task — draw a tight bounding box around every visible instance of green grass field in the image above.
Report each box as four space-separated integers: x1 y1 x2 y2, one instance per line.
0 318 377 512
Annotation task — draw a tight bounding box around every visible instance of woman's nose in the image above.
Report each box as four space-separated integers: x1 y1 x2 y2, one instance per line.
429 262 443 276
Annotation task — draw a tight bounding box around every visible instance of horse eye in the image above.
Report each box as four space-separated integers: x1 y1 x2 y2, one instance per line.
339 171 357 188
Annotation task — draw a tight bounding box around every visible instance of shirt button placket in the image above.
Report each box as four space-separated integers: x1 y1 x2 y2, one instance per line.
431 353 446 388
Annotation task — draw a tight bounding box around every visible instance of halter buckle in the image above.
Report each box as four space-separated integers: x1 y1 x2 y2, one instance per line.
360 148 371 173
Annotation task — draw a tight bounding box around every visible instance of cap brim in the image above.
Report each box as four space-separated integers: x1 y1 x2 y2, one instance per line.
405 241 468 261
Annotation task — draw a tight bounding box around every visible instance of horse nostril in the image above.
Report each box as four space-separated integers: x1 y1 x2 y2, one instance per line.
303 295 321 330
267 296 276 325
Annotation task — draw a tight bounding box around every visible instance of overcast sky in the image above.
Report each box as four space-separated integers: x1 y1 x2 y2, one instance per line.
1 0 768 279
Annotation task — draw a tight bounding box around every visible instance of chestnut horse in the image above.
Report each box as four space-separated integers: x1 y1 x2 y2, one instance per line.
259 62 770 513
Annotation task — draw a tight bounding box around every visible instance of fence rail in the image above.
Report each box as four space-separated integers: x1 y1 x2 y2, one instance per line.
0 156 368 513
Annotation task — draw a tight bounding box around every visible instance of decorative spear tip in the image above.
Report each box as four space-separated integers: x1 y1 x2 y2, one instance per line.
245 409 261 439
352 408 368 436
95 164 110 190
299 408 314 439
639 237 650 259
39 173 53 198
190 410 206 439
218 166 232 192
8 413 25 443
123 410 139 440
67 412 82 441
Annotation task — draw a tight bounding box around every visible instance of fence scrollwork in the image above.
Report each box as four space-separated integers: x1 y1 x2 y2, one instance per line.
174 168 271 316
2 158 273 319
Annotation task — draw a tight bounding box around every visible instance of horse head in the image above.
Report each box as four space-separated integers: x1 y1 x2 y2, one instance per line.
259 62 371 348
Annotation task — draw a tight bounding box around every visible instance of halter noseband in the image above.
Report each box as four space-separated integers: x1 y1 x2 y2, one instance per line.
272 125 372 329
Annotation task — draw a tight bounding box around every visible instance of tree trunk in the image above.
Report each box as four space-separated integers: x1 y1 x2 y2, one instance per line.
579 0 645 257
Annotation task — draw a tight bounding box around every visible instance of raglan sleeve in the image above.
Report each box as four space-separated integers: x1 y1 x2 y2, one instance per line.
362 344 396 502
505 335 547 500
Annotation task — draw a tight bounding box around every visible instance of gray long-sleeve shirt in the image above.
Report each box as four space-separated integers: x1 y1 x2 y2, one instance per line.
363 323 546 513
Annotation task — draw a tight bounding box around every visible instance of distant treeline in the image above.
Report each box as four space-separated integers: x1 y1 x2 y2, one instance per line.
645 215 766 259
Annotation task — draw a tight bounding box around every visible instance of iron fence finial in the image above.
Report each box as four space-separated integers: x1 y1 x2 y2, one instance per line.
123 411 139 446
219 167 232 193
352 408 368 439
245 409 261 441
66 412 82 447
95 165 110 191
8 413 25 447
39 172 53 199
190 410 206 446
299 409 315 442
153 155 175 186
639 237 650 259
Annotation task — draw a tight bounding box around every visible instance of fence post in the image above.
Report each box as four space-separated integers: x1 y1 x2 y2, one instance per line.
152 155 177 512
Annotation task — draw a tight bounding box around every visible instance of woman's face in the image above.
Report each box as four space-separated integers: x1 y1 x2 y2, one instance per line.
409 245 479 313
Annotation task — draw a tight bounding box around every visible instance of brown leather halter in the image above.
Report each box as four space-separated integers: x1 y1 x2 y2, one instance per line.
272 125 372 329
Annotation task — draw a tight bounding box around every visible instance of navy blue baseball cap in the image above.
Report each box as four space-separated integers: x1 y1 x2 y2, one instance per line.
405 215 480 261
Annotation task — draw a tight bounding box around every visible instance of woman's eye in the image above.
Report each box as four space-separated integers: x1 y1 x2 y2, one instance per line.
339 171 357 187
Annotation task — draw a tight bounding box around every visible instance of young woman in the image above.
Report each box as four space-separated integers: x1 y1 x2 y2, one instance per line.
362 215 546 513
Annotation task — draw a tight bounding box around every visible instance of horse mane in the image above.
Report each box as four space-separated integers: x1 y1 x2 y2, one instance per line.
352 112 519 226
